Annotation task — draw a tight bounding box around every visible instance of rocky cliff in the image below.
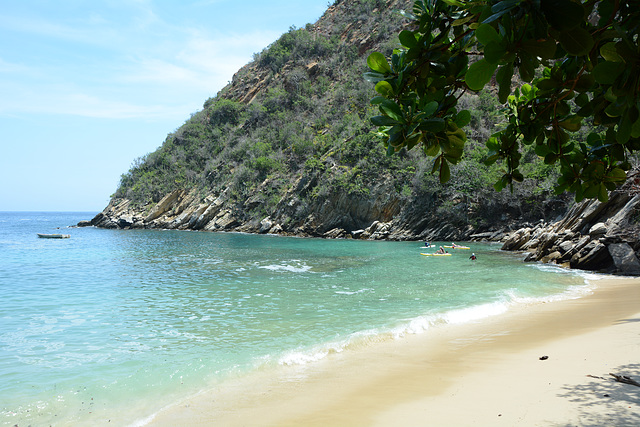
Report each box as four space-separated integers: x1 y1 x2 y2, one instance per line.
80 0 640 276
499 186 640 275
80 180 640 275
82 177 466 241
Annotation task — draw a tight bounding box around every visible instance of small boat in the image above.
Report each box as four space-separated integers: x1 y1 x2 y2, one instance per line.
37 233 70 239
421 252 452 256
444 245 470 249
419 245 436 248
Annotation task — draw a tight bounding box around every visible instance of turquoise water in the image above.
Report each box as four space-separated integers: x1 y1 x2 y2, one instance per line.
0 212 594 426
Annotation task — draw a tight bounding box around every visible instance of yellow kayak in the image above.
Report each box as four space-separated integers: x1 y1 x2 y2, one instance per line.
421 253 452 256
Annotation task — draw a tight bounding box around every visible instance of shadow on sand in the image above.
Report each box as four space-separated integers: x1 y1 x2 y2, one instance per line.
558 363 640 426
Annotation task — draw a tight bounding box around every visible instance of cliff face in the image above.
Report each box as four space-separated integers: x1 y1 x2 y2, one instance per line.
86 0 542 242
80 0 640 275
83 183 640 274
500 189 640 275
84 177 468 241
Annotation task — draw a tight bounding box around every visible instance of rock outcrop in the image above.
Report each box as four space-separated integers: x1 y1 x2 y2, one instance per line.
499 192 640 275
81 184 640 275
78 0 640 277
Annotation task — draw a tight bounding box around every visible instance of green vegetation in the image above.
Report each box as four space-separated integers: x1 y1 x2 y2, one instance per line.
366 0 640 202
114 0 573 232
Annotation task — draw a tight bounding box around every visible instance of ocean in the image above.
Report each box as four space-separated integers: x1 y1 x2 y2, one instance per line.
0 212 596 426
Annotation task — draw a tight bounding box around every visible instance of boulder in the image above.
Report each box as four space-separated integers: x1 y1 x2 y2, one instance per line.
558 240 575 254
268 223 283 234
608 243 640 275
351 229 365 239
570 242 612 271
588 222 607 237
259 217 273 234
324 228 346 238
541 251 562 264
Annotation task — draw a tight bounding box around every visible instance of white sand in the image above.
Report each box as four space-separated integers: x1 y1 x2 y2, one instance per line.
148 277 640 426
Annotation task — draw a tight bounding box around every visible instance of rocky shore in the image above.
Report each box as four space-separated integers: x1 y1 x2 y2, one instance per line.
79 184 640 276
499 192 640 275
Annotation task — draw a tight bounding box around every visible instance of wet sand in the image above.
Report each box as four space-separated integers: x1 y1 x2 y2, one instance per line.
148 276 640 426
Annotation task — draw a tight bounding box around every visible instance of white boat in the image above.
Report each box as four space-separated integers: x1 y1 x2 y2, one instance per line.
37 233 70 239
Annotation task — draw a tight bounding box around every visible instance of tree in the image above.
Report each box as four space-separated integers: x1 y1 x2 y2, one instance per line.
365 0 640 202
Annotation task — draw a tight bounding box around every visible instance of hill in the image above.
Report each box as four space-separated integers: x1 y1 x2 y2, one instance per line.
84 0 570 242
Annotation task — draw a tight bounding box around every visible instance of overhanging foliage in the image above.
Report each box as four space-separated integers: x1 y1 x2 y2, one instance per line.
366 0 640 202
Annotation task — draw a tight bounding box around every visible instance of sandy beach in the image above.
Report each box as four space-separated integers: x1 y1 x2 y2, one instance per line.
148 276 640 426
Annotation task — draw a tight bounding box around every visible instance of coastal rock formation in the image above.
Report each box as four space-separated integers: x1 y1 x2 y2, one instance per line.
80 0 640 277
499 191 640 275
81 185 640 275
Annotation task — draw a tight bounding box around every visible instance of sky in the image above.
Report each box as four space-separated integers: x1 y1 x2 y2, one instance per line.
0 0 331 212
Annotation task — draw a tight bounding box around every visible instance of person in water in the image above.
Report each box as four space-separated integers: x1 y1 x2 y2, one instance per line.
469 253 477 261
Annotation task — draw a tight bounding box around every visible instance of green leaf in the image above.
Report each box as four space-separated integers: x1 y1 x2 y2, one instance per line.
422 101 439 117
475 23 501 45
484 153 500 165
574 73 595 92
572 181 584 201
518 53 536 82
604 167 627 183
615 41 637 63
598 183 609 202
617 114 632 144
363 71 386 83
388 129 403 147
592 61 623 84
380 100 404 122
559 28 594 56
439 158 451 183
367 52 392 74
465 59 498 91
399 30 418 49
431 156 441 173
535 144 552 157
496 63 513 103
484 41 506 64
374 80 394 97
455 110 472 128
446 128 466 149
575 93 589 107
536 79 560 91
371 115 398 126
386 142 394 156
600 42 622 62
420 118 446 133
558 115 582 132
520 39 557 60
583 183 601 199
425 141 440 156
406 133 422 150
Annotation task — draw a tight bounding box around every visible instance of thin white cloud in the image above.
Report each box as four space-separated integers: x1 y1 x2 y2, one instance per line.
0 2 295 121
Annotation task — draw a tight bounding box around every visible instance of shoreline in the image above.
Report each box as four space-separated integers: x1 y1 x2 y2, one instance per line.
148 276 640 426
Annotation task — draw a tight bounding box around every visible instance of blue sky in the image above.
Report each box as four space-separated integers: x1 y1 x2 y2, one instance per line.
0 0 330 212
